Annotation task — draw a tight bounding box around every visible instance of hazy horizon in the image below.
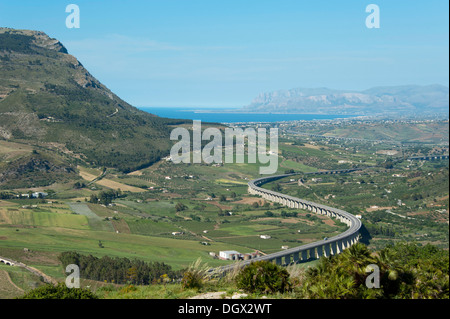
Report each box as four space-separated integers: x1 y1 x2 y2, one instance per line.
1 0 448 108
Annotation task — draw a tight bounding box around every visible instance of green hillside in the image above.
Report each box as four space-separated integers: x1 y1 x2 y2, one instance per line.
0 28 189 174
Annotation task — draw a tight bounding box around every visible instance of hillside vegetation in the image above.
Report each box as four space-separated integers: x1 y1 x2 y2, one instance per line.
0 28 190 174
15 242 449 299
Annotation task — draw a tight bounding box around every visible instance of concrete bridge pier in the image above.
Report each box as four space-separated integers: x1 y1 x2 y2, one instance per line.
284 254 291 265
330 241 338 255
316 246 323 259
345 238 352 249
276 256 282 265
293 252 300 263
309 248 316 260
301 250 308 261
323 244 331 257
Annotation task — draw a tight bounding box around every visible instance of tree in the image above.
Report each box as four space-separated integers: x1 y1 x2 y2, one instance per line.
272 183 282 192
384 159 394 169
127 266 138 284
89 194 98 203
264 211 274 217
57 251 179 285
175 202 187 212
73 181 86 189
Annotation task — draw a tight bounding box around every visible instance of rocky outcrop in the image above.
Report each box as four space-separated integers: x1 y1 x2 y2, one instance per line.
0 154 76 188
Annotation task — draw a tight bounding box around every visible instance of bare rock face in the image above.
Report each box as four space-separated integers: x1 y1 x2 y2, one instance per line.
0 127 12 139
31 31 69 54
0 153 77 188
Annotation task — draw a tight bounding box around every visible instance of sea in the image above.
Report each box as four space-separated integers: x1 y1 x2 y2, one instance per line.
138 107 357 124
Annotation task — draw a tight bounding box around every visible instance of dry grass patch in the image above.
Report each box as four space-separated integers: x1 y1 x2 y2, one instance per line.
111 219 131 234
366 206 393 212
0 269 24 298
233 197 267 206
78 167 145 193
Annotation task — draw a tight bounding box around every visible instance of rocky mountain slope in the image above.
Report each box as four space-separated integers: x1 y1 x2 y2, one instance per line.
0 28 189 175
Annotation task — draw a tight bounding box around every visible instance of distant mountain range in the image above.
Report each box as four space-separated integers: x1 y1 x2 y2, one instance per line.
243 85 449 116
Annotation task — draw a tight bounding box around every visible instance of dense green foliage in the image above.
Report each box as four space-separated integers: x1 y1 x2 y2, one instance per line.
236 260 291 294
18 283 98 299
58 251 180 285
296 242 449 299
0 33 35 54
89 189 121 205
0 151 78 189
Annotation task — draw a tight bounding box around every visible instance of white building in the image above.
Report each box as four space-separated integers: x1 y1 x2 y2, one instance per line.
171 232 183 236
260 235 271 239
219 250 241 260
32 192 48 198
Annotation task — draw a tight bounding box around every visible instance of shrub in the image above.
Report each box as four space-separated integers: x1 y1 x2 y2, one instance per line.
181 258 212 291
175 202 188 212
235 261 291 294
18 283 98 299
181 271 204 290
120 285 138 294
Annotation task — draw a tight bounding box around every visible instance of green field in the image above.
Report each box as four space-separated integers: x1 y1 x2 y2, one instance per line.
0 210 89 230
0 118 448 298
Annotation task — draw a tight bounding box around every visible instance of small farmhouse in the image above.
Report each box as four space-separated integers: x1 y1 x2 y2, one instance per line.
219 250 241 260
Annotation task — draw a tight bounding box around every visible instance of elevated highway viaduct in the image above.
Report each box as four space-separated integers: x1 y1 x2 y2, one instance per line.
218 171 362 273
408 155 449 161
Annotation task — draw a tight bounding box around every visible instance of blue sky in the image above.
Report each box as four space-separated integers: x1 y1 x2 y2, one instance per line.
0 0 448 108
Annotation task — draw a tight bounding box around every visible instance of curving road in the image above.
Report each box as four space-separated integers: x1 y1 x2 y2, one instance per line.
217 171 362 273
